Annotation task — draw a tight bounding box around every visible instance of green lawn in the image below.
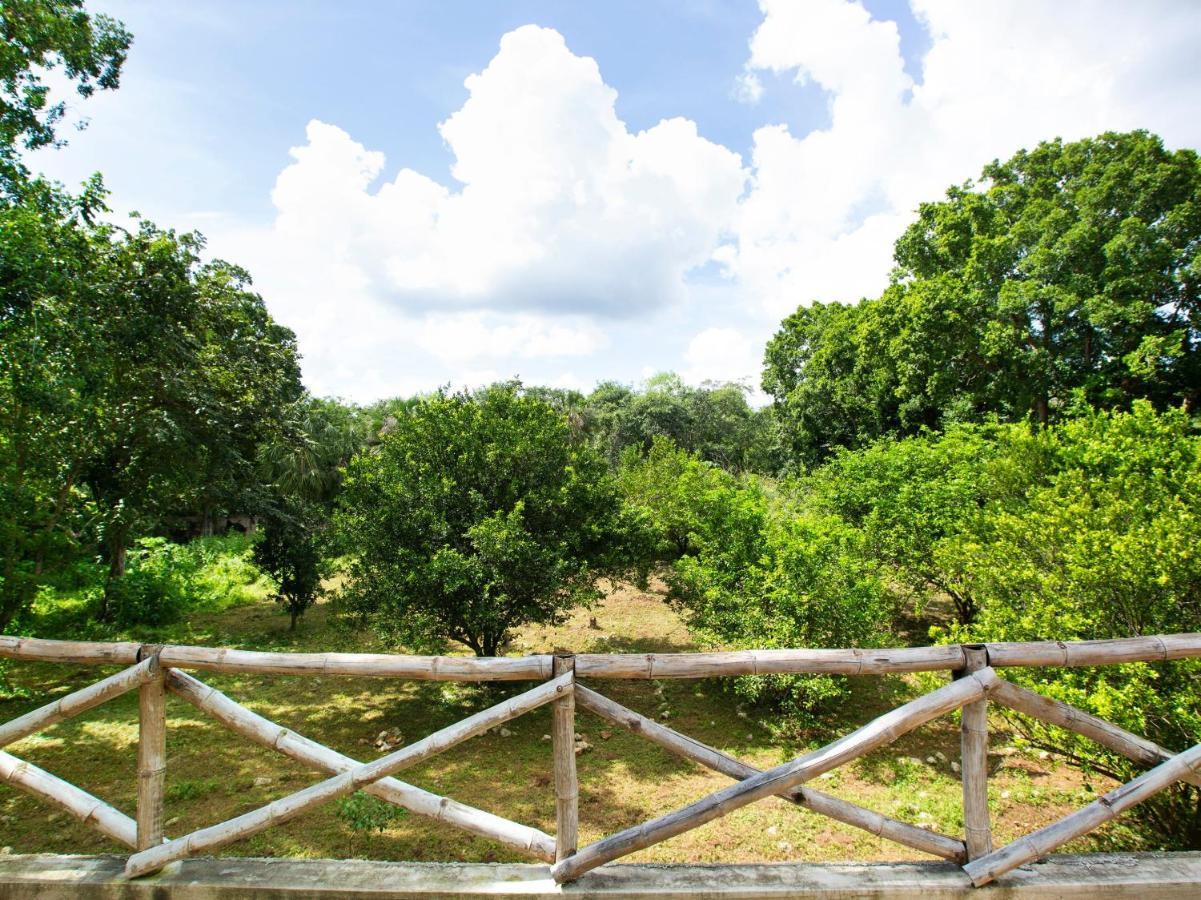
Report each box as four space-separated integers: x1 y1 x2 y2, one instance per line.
0 583 1138 863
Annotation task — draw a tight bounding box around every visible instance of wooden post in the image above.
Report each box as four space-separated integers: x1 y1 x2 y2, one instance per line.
551 654 578 861
136 647 166 851
957 645 991 859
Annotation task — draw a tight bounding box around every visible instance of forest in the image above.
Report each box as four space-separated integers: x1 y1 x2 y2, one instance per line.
1 0 1199 858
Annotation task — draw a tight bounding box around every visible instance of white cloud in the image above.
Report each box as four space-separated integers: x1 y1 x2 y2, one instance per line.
267 27 745 317
724 0 1201 316
49 5 1201 403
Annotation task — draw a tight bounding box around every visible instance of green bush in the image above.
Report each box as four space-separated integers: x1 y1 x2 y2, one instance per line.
943 403 1201 846
335 384 650 656
623 438 892 719
105 538 190 627
103 533 272 628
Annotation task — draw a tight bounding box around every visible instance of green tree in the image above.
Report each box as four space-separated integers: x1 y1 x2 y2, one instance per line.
0 0 130 190
83 220 302 615
0 177 104 629
254 499 328 630
335 384 647 656
943 404 1201 845
807 423 1051 625
765 131 1201 463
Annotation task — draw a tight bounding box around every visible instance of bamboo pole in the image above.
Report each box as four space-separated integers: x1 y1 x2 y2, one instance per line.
126 671 573 877
0 655 159 750
574 684 966 862
3 634 1198 678
987 678 1201 789
0 751 138 848
964 741 1201 887
157 646 553 680
0 636 141 666
136 650 166 852
956 646 991 859
165 669 555 861
984 634 1201 668
551 655 578 861
552 668 998 883
574 645 967 679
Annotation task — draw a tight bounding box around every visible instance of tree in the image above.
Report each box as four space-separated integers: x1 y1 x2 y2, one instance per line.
943 404 1201 845
335 384 647 656
0 0 131 190
894 131 1201 423
83 220 302 615
765 131 1201 463
254 499 327 630
0 177 105 629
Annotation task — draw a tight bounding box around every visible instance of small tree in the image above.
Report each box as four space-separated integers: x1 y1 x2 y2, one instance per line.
335 384 645 656
254 500 327 630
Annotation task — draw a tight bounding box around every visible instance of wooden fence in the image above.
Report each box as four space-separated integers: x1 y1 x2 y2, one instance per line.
0 633 1198 887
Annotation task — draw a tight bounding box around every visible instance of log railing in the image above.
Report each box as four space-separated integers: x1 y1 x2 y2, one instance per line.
0 633 1198 887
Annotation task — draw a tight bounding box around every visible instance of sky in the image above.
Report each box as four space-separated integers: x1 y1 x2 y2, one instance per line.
29 0 1201 403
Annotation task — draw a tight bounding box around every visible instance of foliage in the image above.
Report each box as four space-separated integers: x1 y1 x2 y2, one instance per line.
0 0 130 189
254 499 328 630
618 436 757 559
806 423 1052 624
103 534 270 628
622 438 891 718
0 176 303 627
335 384 650 656
333 791 407 854
941 403 1201 845
0 178 104 629
765 131 1201 463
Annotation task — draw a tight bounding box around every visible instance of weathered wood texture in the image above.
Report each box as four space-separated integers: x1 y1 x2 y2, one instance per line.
165 668 555 861
0 655 159 750
552 669 998 883
956 647 991 860
574 646 966 678
983 634 1201 668
125 671 574 877
574 684 966 862
2 634 1197 679
988 678 1201 788
551 656 578 861
135 658 166 852
964 741 1201 887
0 751 138 849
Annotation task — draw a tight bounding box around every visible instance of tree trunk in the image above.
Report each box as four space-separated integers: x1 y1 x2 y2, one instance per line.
100 522 129 621
201 501 214 538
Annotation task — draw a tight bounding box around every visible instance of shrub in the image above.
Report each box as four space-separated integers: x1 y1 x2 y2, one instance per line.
943 403 1201 846
335 384 650 656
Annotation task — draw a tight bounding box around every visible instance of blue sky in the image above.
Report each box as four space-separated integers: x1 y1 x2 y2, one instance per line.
31 1 1201 402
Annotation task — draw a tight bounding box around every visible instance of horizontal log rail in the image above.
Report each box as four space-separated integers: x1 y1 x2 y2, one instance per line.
3 633 1199 677
0 633 1196 888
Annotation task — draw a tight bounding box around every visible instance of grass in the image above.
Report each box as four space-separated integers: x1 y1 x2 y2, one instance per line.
0 579 1142 863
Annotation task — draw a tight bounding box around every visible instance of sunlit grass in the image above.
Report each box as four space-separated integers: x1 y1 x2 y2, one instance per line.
0 584 1137 862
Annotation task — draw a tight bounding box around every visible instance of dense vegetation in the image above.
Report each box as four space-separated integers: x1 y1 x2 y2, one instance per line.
2 0 1198 851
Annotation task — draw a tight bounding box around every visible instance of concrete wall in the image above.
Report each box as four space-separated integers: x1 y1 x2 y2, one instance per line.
0 853 1197 898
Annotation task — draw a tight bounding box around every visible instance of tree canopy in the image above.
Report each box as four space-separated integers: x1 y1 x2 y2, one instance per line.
0 0 130 189
335 384 648 656
765 131 1201 464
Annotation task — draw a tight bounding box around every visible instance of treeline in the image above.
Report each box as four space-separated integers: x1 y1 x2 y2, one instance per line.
764 131 1200 465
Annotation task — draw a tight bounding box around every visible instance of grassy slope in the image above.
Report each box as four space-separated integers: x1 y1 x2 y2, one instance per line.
0 583 1136 862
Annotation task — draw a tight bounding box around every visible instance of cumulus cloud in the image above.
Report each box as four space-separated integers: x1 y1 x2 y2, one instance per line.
681 327 760 387
205 4 1201 400
724 0 1201 316
271 27 745 316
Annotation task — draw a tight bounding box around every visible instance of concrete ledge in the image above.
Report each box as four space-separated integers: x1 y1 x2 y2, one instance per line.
0 853 1197 898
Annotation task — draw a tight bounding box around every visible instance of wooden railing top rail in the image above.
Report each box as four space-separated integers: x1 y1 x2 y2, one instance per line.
1 633 1198 680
